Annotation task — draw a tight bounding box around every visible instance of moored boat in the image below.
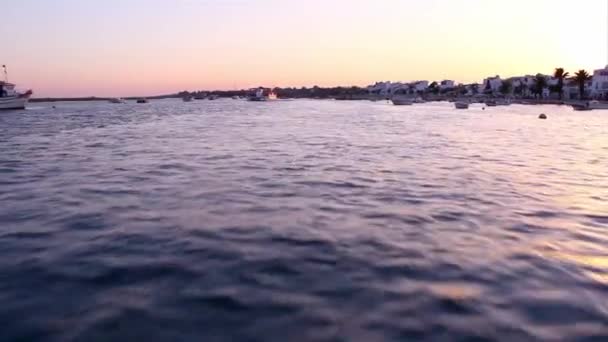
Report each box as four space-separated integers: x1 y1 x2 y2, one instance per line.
485 100 497 107
571 100 608 111
391 94 414 106
108 97 126 104
454 101 469 109
247 88 277 102
136 98 149 103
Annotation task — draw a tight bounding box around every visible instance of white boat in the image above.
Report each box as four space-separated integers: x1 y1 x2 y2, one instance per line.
413 97 425 103
588 100 608 110
0 81 32 110
454 101 469 109
247 88 277 102
570 100 608 111
108 97 126 104
391 95 414 106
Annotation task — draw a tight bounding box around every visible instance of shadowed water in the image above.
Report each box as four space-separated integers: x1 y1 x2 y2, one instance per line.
0 99 607 341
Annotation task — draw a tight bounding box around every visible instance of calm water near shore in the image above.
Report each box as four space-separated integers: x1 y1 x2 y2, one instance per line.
0 99 607 341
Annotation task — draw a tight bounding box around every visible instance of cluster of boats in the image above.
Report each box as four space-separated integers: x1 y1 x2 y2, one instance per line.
390 95 513 110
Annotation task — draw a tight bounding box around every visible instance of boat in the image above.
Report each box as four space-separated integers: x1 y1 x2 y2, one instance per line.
136 98 149 104
247 88 269 102
454 101 469 109
413 97 425 103
108 97 126 104
391 94 414 106
588 100 608 110
496 99 511 106
207 94 220 100
182 95 193 102
571 100 608 111
232 95 239 100
0 81 32 110
485 100 497 107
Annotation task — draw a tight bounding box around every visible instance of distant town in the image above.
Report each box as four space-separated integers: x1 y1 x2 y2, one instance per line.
30 65 608 103
174 65 608 102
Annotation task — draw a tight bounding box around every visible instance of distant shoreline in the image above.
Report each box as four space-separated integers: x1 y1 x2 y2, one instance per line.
30 95 179 103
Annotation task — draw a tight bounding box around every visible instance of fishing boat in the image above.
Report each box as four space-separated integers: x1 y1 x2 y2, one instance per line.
0 67 33 110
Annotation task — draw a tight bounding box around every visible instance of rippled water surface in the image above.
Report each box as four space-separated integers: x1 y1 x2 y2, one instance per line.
1 99 607 341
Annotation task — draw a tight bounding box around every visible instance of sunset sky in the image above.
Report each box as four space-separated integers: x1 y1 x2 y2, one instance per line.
2 0 607 97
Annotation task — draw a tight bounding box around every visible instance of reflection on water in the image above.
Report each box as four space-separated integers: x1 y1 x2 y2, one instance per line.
0 99 607 341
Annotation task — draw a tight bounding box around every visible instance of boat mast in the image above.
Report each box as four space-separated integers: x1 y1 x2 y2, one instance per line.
2 65 7 83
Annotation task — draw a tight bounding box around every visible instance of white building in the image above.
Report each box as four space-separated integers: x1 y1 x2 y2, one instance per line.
367 80 429 96
482 76 502 94
411 81 429 92
591 65 608 99
439 80 455 90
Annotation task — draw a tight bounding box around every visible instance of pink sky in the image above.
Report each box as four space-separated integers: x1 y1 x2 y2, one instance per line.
2 0 607 97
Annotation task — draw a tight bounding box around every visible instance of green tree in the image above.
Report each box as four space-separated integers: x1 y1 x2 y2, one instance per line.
573 69 592 100
428 81 439 95
499 80 512 96
553 68 569 100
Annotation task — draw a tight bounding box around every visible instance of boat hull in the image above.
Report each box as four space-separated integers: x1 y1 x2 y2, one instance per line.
391 96 413 106
454 102 469 109
0 96 29 110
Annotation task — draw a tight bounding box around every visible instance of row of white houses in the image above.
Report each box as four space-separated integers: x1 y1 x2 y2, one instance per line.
367 65 608 100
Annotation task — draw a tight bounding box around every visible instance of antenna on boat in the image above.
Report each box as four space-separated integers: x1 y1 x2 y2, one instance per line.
1 65 7 83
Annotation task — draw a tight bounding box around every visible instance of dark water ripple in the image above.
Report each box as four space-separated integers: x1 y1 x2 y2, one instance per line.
1 99 607 341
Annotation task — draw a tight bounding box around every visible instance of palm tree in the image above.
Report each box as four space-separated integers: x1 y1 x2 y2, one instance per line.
573 69 592 100
499 80 512 97
428 81 439 95
553 68 569 100
534 74 548 99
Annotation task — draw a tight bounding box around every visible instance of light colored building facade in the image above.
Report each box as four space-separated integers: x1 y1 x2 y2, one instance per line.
591 65 608 99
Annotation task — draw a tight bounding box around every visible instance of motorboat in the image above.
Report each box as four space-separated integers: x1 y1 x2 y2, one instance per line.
413 97 425 103
182 95 193 102
136 98 149 104
109 98 126 104
391 94 414 106
247 88 269 102
0 81 32 110
207 94 220 100
454 101 469 109
571 100 608 111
